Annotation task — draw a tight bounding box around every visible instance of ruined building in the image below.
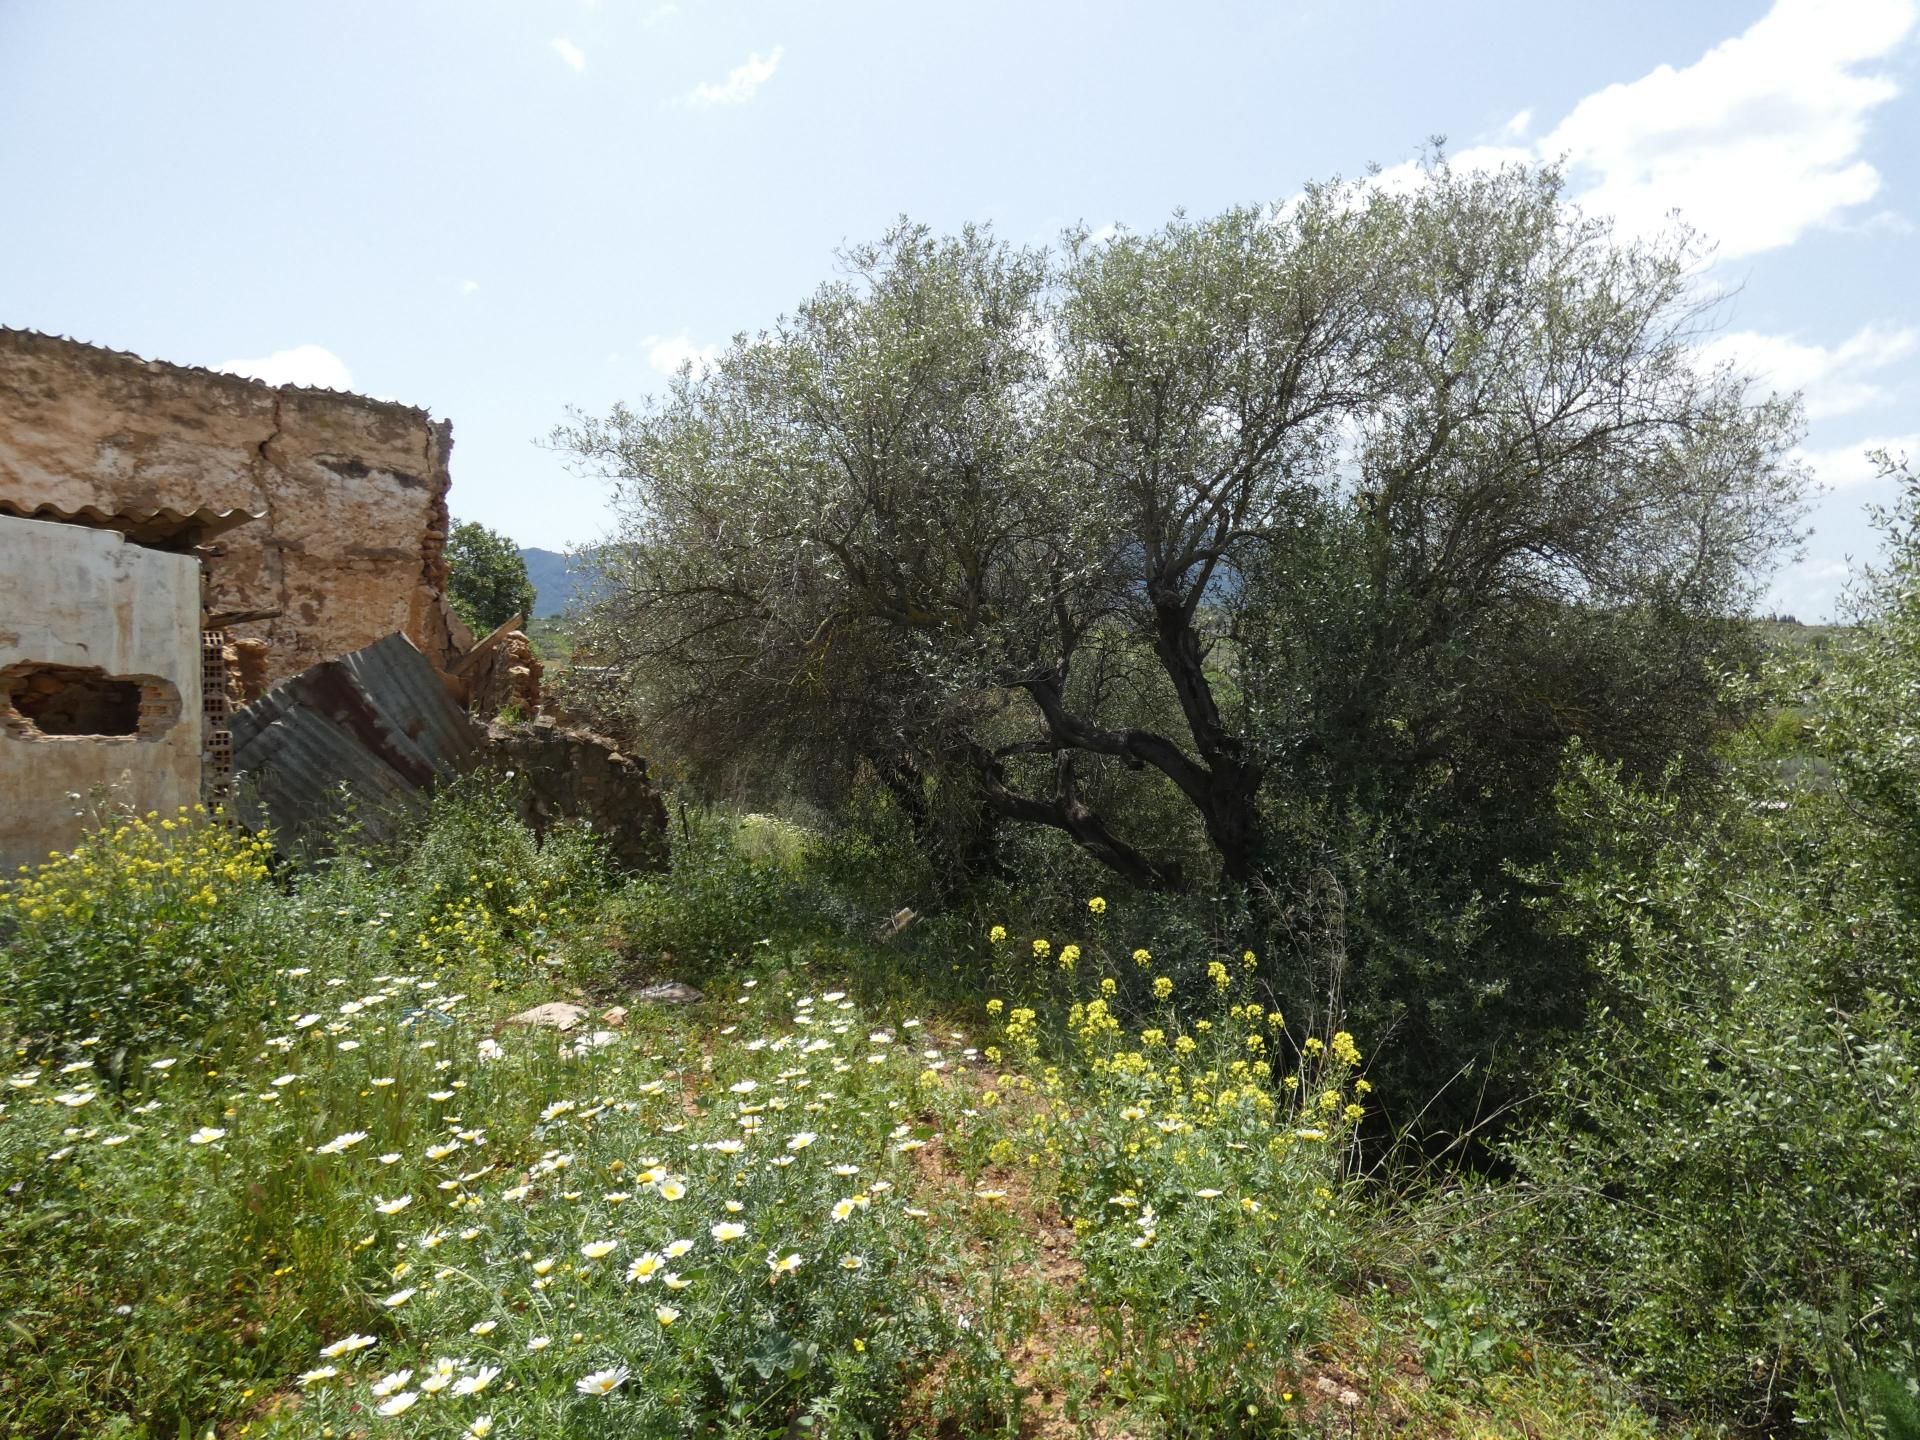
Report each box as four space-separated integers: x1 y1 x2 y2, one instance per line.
0 516 207 867
1 328 664 874
0 327 470 685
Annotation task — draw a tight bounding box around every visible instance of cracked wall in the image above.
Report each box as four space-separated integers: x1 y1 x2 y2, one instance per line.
0 328 468 684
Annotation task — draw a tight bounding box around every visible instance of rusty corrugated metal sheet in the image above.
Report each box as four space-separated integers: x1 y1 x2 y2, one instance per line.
231 632 484 850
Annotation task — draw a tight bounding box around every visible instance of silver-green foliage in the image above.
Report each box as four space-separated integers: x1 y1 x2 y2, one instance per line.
558 162 1805 890
1500 461 1920 1434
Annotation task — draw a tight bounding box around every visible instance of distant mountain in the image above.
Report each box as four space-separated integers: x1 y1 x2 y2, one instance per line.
519 547 601 619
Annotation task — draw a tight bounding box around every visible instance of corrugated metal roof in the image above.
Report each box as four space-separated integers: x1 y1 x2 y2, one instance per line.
0 500 264 547
231 632 484 851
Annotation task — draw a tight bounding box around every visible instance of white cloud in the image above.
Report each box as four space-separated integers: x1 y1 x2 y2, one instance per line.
685 46 783 108
1796 433 1920 488
216 345 355 392
642 3 680 25
1542 0 1917 258
644 333 719 375
1364 0 1918 260
459 278 481 296
1696 322 1918 418
550 36 587 73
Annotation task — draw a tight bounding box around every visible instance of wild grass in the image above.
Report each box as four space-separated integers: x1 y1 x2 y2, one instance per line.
0 797 1710 1438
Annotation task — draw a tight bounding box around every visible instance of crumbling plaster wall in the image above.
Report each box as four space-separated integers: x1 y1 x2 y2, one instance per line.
0 328 467 683
0 516 202 872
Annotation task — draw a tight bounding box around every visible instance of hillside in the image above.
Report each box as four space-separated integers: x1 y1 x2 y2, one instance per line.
519 547 597 619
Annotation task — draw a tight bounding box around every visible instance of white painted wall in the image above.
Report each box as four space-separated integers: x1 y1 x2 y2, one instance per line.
0 517 202 873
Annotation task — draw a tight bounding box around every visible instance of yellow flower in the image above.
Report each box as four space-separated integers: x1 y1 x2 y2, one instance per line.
1131 948 1152 967
1152 976 1173 1000
1059 944 1080 970
989 925 1007 944
1032 938 1051 959
1087 896 1107 915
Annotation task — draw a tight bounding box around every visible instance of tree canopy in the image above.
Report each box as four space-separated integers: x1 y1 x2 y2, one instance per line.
558 162 1806 892
446 519 537 636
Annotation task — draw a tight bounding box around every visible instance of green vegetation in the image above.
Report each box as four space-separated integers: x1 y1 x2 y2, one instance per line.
6 177 1918 1438
554 160 1804 1132
0 790 1677 1440
522 616 575 666
447 520 539 635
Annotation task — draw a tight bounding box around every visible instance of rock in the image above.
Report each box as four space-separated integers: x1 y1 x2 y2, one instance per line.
503 1001 588 1031
634 981 703 1005
600 1005 629 1027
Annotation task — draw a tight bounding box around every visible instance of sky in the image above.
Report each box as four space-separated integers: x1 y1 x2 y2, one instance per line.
2 0 1916 620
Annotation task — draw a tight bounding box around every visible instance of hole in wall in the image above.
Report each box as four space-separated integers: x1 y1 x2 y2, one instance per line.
0 663 179 739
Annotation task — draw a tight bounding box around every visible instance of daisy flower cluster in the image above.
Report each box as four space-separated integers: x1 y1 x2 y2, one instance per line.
4 936 973 1436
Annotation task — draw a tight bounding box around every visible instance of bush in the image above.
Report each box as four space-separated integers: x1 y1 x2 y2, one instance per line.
1494 748 1920 1433
379 774 614 979
0 805 279 1061
973 904 1373 1431
599 813 825 984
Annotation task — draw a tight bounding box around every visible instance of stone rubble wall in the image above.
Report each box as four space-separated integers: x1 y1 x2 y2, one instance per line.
466 628 543 720
484 717 669 873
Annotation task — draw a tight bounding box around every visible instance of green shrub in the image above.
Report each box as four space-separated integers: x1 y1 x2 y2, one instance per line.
0 805 282 1061
975 904 1372 1432
599 814 823 983
381 774 614 979
1496 749 1920 1433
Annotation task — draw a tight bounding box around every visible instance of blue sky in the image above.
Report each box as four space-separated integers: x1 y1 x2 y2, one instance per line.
2 0 1916 619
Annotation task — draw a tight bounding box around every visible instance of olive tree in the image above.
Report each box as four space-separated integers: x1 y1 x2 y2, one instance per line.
558 162 1805 891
